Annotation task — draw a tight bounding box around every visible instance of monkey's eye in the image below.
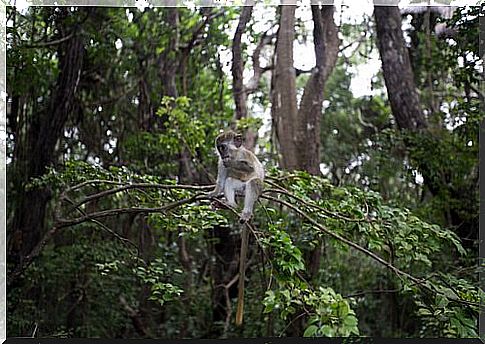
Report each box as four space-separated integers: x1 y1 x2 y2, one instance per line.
217 144 226 152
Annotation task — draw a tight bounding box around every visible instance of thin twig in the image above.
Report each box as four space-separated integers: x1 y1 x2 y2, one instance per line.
63 196 141 257
66 180 212 194
264 186 366 222
278 312 309 337
345 288 402 298
24 31 74 48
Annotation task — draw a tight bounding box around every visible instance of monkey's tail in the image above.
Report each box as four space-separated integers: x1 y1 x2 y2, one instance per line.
235 222 249 326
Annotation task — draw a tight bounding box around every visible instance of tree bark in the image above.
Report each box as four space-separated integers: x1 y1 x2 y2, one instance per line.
231 2 273 151
9 8 87 267
374 5 427 131
209 226 239 337
162 7 180 99
272 4 299 170
232 5 253 123
297 5 340 282
271 4 340 335
297 5 340 175
272 4 339 173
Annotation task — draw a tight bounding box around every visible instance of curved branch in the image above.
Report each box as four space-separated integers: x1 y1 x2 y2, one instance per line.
63 196 141 256
261 194 480 309
8 191 210 287
57 193 207 228
65 182 212 209
66 179 212 193
263 187 366 222
245 30 276 94
261 194 422 284
24 31 75 48
264 179 367 222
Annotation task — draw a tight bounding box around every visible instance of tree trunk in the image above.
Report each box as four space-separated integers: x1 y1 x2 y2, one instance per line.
271 4 299 170
163 7 180 99
272 4 339 173
297 5 340 175
209 226 239 338
271 4 340 336
9 8 87 267
232 2 269 151
297 5 340 283
232 5 253 123
374 5 427 131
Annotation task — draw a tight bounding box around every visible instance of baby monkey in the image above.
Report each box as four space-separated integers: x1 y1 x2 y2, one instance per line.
209 130 264 223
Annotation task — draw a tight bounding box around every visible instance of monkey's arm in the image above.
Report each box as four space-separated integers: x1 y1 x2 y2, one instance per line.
228 159 254 174
208 160 227 197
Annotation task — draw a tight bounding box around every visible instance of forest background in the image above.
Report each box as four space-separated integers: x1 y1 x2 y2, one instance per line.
5 1 483 339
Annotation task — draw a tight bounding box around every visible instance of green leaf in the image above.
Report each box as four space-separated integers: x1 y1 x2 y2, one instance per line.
303 325 318 337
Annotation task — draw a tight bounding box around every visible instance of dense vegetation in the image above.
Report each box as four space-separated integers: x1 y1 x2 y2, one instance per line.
6 4 482 339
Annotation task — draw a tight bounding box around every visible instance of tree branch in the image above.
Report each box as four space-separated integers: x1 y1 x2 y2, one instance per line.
24 31 75 48
245 30 277 94
63 196 141 256
260 193 481 309
232 3 253 121
65 182 212 210
261 194 423 285
181 8 226 55
9 178 480 311
57 193 207 228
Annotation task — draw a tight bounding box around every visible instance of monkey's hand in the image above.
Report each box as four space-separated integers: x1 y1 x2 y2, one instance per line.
231 160 254 173
239 210 252 224
207 190 221 198
207 185 224 199
208 190 224 212
211 200 229 210
222 157 232 168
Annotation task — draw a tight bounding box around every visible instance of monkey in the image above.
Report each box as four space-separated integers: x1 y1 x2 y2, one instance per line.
208 130 264 326
208 130 264 223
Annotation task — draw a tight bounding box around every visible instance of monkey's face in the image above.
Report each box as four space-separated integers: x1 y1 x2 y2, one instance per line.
216 132 243 164
217 141 235 165
217 142 229 158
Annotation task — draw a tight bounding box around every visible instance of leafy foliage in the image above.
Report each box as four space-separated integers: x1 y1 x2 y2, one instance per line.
9 161 479 338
